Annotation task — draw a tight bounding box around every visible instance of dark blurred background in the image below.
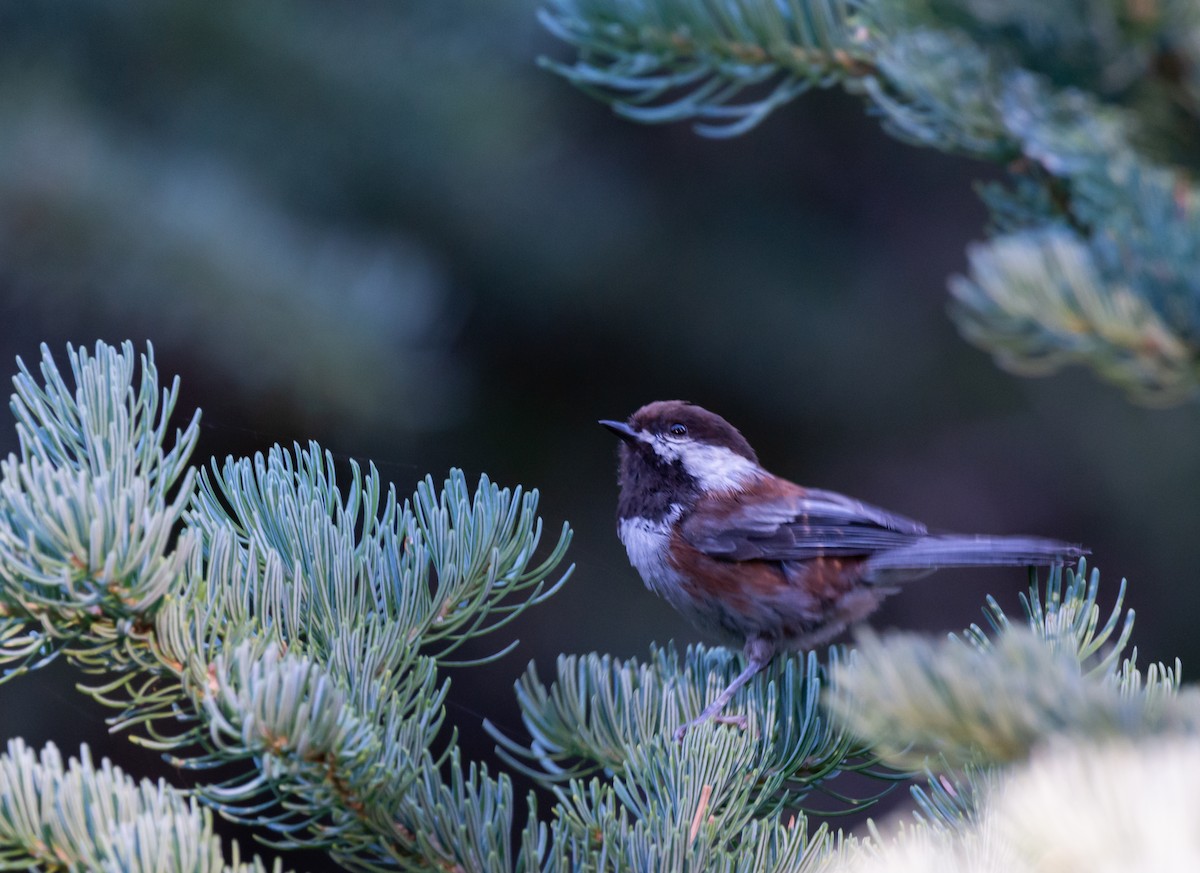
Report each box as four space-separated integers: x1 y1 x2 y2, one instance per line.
1 0 1196 865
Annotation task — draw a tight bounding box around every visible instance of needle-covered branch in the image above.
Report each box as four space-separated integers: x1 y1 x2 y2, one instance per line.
821 562 1200 868
0 342 572 872
2 343 1198 871
540 0 1200 407
0 739 283 873
492 643 899 810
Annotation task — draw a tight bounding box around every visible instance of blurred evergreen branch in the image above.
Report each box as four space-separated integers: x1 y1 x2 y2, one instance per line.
824 562 1200 869
539 0 1200 406
0 3 468 433
539 0 874 138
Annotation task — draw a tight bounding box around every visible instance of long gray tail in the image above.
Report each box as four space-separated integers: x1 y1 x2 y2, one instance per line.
864 534 1087 580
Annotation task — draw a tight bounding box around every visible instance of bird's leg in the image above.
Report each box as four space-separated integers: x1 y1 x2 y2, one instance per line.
674 639 774 742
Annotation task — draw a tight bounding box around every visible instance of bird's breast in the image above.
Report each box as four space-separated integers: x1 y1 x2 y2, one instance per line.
616 506 685 596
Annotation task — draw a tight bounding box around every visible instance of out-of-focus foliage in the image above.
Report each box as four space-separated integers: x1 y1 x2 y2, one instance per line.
834 738 1200 872
0 1 470 433
821 563 1200 870
541 0 1200 405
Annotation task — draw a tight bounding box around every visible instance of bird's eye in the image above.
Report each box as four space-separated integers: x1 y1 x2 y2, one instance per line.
668 423 688 437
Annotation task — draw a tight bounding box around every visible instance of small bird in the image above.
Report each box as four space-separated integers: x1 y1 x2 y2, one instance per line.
601 400 1086 741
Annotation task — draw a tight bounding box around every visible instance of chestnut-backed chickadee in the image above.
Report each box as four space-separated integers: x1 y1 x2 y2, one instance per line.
601 400 1087 740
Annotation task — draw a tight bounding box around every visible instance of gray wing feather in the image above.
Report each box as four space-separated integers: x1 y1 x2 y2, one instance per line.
683 488 928 561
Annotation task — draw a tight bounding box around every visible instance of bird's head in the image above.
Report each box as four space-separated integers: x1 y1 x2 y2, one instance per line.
600 400 761 496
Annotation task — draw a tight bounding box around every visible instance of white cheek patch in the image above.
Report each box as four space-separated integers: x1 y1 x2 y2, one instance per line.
680 442 759 490
673 439 759 491
638 432 760 491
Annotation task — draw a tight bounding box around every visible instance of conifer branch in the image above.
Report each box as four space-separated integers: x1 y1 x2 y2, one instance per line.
818 563 1200 869
0 341 198 679
2 342 1198 870
0 342 572 872
539 0 876 137
0 739 283 873
492 643 901 811
540 0 1200 407
826 563 1199 772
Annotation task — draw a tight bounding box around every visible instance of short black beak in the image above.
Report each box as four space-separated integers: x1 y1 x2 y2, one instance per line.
599 419 638 442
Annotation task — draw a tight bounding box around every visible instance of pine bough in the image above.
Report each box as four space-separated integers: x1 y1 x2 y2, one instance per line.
0 342 1196 870
540 0 1200 405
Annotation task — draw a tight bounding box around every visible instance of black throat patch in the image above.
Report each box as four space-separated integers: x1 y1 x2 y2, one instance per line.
615 441 698 523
